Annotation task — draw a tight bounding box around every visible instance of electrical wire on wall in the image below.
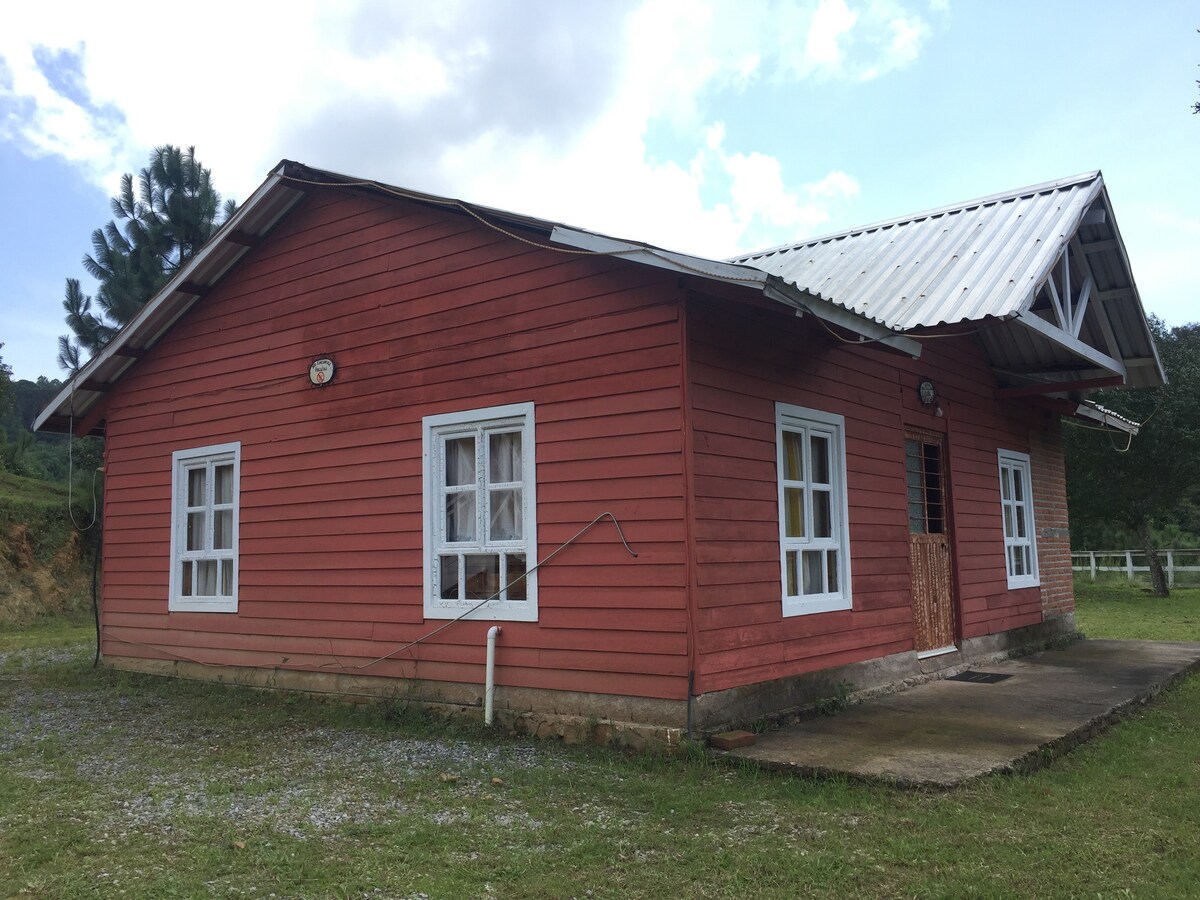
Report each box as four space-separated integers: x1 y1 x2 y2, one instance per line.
1064 417 1137 452
65 383 101 532
103 511 640 678
64 381 104 665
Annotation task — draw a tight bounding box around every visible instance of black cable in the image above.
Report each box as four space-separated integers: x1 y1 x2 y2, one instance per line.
92 523 102 668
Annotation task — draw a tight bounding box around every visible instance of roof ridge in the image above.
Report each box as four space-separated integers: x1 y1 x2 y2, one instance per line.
733 170 1103 262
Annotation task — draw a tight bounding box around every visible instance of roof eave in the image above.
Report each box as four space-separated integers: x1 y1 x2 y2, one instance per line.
34 167 306 434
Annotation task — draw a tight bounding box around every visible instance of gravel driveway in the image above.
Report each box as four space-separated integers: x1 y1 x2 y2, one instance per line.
0 642 591 898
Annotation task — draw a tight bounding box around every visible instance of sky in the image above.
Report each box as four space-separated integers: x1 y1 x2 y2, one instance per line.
1 0 1197 382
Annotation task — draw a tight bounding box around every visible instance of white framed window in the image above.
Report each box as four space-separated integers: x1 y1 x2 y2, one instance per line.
423 403 538 622
998 449 1039 589
776 403 852 616
169 442 240 613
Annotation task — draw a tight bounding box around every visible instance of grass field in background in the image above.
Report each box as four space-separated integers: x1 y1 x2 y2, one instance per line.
1074 578 1200 641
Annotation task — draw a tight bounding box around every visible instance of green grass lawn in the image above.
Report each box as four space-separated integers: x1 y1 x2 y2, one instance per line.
2 585 1199 898
1075 578 1200 641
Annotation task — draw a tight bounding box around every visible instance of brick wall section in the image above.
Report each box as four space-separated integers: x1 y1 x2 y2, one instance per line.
1030 419 1074 618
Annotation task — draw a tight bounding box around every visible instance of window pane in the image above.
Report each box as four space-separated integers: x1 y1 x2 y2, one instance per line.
214 464 234 504
810 435 830 485
181 561 193 597
489 489 522 541
782 431 804 481
1015 507 1026 539
440 555 460 600
445 492 476 542
1012 469 1024 502
489 432 521 483
213 509 233 551
445 437 475 486
801 550 823 595
1000 468 1011 501
465 554 500 600
909 501 925 534
220 559 233 597
506 554 527 601
1003 505 1014 539
1010 546 1025 576
813 490 832 538
197 560 218 596
786 551 798 597
826 550 838 593
187 511 206 551
1021 547 1032 577
927 502 944 534
784 487 805 538
904 440 920 467
188 468 206 507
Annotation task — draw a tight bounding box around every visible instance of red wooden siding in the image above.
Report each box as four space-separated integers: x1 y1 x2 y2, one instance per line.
96 181 1076 712
99 186 692 700
684 294 1057 695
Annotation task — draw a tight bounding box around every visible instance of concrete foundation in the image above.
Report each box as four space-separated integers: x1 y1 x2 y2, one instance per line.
104 614 1076 747
726 638 1200 787
691 614 1078 734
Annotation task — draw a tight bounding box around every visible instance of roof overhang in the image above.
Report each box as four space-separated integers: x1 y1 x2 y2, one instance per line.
979 177 1164 395
34 166 313 435
733 171 1166 398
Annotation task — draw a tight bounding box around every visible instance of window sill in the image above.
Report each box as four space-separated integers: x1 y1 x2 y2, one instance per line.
1005 577 1041 591
424 600 538 623
782 595 852 617
170 599 238 614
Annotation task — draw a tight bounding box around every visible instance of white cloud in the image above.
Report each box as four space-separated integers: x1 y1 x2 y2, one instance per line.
807 0 859 71
1 0 935 258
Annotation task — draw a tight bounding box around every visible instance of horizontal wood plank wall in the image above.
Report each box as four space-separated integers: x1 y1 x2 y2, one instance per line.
685 295 1047 694
99 187 690 701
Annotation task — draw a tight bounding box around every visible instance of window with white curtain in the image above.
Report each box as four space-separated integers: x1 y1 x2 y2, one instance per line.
423 403 537 621
169 442 240 613
775 403 852 616
997 449 1039 588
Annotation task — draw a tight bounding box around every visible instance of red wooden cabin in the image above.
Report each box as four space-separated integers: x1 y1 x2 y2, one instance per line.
37 163 1163 742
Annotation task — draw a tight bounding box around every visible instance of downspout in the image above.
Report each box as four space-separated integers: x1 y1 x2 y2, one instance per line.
484 625 502 726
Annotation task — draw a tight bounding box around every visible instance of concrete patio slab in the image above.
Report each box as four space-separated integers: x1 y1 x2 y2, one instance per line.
723 639 1200 788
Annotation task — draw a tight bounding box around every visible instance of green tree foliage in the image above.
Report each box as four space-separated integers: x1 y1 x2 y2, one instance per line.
1064 318 1200 595
59 145 236 370
1 377 71 481
0 345 11 472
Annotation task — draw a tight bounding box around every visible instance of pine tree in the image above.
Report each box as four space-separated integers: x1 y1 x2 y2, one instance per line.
58 146 236 371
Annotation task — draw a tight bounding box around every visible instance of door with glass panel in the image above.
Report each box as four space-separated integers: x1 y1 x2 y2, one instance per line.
905 429 956 656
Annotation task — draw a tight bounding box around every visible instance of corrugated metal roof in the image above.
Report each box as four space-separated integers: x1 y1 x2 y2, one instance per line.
733 173 1104 330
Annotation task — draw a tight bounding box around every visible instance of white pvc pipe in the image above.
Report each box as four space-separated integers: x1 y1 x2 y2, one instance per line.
485 625 502 726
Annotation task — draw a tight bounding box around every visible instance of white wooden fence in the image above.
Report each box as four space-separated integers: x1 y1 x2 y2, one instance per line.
1071 549 1200 588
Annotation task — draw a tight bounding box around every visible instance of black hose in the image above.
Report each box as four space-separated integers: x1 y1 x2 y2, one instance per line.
92 525 102 668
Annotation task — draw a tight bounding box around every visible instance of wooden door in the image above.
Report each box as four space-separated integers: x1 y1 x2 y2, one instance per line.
905 430 956 656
